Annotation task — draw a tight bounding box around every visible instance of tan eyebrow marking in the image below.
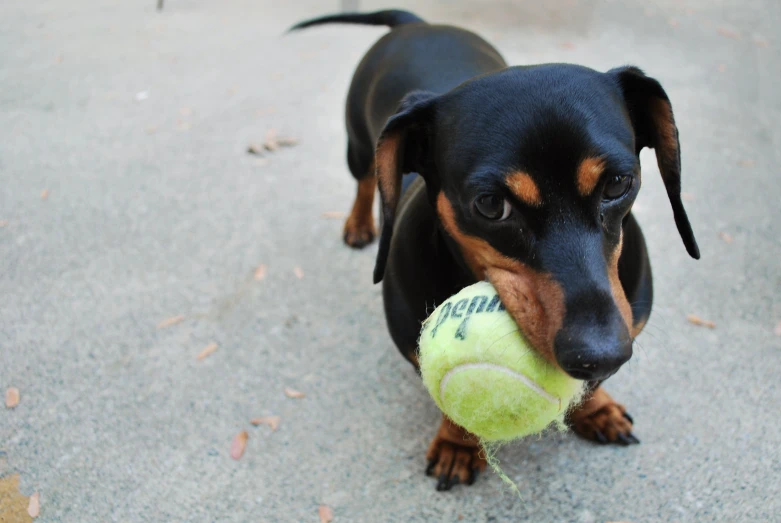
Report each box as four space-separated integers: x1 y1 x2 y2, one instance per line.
577 157 606 196
506 171 542 207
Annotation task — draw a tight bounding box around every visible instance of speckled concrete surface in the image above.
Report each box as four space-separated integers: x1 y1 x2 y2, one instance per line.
1 0 779 521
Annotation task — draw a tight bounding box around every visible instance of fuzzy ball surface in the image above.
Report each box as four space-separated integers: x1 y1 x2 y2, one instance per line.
419 281 584 442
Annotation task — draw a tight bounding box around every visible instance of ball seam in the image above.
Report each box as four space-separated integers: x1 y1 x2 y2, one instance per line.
439 362 562 409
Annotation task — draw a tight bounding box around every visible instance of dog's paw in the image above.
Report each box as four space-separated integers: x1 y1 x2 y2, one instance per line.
343 214 376 248
426 417 487 491
569 386 639 446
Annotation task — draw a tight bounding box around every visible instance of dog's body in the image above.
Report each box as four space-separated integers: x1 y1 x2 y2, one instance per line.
292 10 698 491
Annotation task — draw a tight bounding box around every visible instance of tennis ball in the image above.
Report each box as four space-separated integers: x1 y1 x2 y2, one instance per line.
419 281 585 442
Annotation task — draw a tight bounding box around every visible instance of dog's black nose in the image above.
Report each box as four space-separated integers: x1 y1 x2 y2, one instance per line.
554 316 633 381
555 339 632 381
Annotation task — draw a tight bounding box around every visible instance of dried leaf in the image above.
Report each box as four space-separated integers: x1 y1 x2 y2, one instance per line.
686 314 716 329
230 431 248 460
196 342 218 361
175 120 191 131
753 38 769 48
254 264 268 281
319 505 334 523
250 415 281 431
0 475 30 520
145 125 158 135
681 192 695 202
322 211 346 219
293 266 304 280
270 72 283 81
718 232 733 244
247 143 265 155
668 18 679 28
264 128 279 151
717 27 740 39
40 189 49 200
27 492 40 518
717 64 726 73
249 129 298 154
157 315 184 329
774 321 781 336
179 107 192 116
276 137 299 147
5 387 20 408
560 42 575 50
254 158 270 167
0 219 8 227
55 54 64 63
738 159 754 167
284 387 305 399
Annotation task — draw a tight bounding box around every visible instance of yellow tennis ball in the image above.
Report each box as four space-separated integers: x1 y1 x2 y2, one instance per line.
419 281 585 442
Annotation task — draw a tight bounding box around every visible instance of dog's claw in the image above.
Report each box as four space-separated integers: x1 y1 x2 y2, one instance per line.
616 433 632 446
594 430 608 444
626 432 640 444
623 411 634 424
426 419 487 491
436 473 450 491
467 467 479 486
447 475 461 490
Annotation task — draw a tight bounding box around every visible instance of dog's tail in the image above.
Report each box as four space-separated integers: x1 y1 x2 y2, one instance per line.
288 9 425 32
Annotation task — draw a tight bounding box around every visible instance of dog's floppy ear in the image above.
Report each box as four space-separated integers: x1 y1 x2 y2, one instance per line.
373 91 438 283
609 66 700 259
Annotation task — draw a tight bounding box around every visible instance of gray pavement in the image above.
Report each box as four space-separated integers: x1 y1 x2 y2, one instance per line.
1 0 780 521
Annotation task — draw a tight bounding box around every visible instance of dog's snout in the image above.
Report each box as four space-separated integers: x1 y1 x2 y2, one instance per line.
555 338 632 381
554 311 633 381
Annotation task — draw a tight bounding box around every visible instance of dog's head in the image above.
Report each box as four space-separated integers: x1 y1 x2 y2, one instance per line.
373 65 699 381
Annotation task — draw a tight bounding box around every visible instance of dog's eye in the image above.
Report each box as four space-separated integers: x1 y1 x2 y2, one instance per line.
474 194 512 220
603 175 632 200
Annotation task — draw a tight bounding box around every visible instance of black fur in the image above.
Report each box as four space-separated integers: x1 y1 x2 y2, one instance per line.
291 9 698 381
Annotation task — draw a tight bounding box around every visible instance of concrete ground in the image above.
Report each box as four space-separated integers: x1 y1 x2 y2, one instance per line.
1 0 779 521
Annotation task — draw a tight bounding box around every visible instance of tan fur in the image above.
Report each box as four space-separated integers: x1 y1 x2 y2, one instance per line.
631 317 647 339
436 193 565 364
576 157 605 196
426 416 486 482
607 233 633 332
568 386 633 442
374 134 402 214
650 98 678 162
506 171 542 207
343 170 377 246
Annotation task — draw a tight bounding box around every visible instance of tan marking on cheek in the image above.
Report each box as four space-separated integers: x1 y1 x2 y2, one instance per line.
631 318 647 339
607 233 633 333
436 193 565 364
577 157 606 197
486 267 565 365
506 171 542 207
375 133 401 212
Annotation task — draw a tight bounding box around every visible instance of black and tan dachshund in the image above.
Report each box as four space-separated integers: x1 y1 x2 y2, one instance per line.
291 9 699 491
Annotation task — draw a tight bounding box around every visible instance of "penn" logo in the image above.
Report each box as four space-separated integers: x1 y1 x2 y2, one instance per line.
429 293 505 340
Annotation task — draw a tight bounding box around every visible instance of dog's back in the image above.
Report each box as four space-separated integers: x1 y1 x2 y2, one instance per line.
291 10 506 145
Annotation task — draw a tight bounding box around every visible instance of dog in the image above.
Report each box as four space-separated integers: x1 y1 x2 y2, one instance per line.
291 9 699 491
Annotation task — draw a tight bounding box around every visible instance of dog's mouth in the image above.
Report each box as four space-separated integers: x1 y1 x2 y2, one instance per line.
484 267 564 369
